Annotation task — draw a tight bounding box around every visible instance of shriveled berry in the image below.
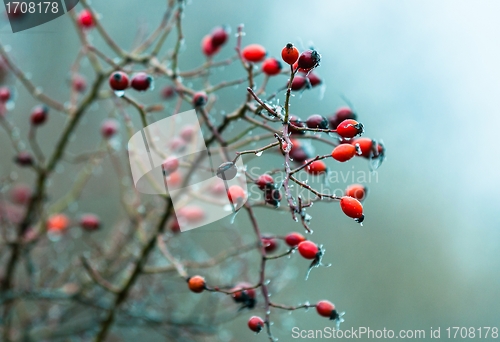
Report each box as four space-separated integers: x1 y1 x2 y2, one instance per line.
329 107 357 128
227 185 246 205
101 119 118 139
231 282 256 308
109 71 129 91
30 105 48 126
15 152 33 167
242 44 267 63
264 188 281 207
47 214 70 233
248 316 265 333
162 157 179 175
256 174 274 190
340 196 364 221
201 35 220 57
306 114 329 129
331 144 357 162
211 26 229 48
281 43 299 65
0 87 11 102
262 58 282 76
316 300 338 320
285 232 306 247
262 236 278 253
79 214 100 231
297 49 321 70
78 9 94 28
291 75 307 91
298 240 319 259
306 160 327 175
336 119 364 139
345 184 367 201
131 72 153 91
187 275 206 293
192 91 208 107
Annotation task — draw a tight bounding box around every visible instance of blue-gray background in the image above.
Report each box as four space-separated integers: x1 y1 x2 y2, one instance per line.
1 0 499 340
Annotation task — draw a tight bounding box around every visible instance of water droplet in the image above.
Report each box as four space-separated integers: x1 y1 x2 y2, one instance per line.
255 151 263 157
114 90 125 97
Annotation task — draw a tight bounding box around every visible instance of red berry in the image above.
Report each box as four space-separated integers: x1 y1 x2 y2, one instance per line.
162 157 179 175
30 105 48 126
350 137 373 158
101 119 118 139
187 275 206 293
291 75 307 91
47 214 70 233
109 71 129 91
248 316 265 333
177 206 205 223
345 184 367 201
10 184 31 205
306 160 327 175
170 219 181 233
329 107 357 129
289 146 309 163
79 214 100 231
262 236 278 253
227 185 246 205
242 44 267 63
285 232 306 247
298 240 319 259
256 174 274 190
307 72 322 87
331 144 357 162
72 75 87 93
180 125 195 142
306 114 329 129
78 9 94 28
281 43 299 65
288 115 305 134
201 35 220 57
161 86 176 100
297 49 321 70
15 152 34 167
316 300 337 319
336 119 363 139
340 196 364 221
262 58 282 76
0 87 11 102
167 171 182 187
131 72 153 91
192 91 208 107
211 26 229 48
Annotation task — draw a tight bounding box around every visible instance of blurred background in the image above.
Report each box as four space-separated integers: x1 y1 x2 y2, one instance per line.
1 0 500 340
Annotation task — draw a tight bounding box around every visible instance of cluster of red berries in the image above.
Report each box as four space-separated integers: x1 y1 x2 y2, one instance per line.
46 213 101 234
202 26 230 57
108 71 153 92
